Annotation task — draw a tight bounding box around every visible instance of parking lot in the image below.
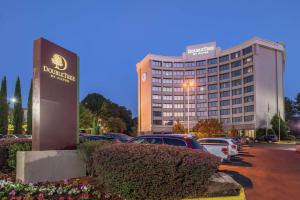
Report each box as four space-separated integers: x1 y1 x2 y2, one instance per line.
220 143 300 200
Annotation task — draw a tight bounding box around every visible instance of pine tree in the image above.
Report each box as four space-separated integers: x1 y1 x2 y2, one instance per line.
27 80 33 134
13 77 23 134
0 76 8 134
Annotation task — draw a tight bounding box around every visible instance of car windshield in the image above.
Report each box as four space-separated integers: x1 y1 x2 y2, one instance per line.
191 139 202 149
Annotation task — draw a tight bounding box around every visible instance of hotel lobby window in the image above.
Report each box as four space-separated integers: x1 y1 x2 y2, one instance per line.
231 51 241 59
220 73 230 80
219 55 229 63
243 46 253 55
208 67 218 74
219 64 230 71
244 85 254 93
243 66 253 74
231 60 242 68
207 58 218 65
196 60 206 66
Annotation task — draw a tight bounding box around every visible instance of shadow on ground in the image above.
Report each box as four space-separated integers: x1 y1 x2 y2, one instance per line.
220 170 253 188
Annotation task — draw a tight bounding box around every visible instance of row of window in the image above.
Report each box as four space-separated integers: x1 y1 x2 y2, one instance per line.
151 46 253 68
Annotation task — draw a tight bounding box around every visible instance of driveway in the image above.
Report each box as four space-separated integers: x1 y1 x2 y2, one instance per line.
219 144 300 200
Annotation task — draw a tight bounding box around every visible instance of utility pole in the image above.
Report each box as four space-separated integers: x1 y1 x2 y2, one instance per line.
278 111 281 142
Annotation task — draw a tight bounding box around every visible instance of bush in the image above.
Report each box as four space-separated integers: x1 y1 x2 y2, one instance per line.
283 135 296 141
92 143 220 200
77 140 114 175
0 139 31 171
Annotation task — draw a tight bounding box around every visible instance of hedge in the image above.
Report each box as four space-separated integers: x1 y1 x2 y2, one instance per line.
0 139 32 171
92 143 220 200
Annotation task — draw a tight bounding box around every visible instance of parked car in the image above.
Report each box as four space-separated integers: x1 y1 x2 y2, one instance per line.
256 134 278 143
104 133 133 143
128 134 205 151
79 135 116 142
197 138 231 162
198 138 238 157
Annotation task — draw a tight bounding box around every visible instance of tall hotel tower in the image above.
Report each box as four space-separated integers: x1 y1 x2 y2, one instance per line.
136 37 285 137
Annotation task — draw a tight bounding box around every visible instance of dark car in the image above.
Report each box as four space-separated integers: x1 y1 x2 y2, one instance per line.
128 134 204 150
256 134 278 143
79 135 116 142
104 133 133 143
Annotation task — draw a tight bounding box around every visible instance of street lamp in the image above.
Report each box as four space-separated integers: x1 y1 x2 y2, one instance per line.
10 97 17 104
183 82 195 134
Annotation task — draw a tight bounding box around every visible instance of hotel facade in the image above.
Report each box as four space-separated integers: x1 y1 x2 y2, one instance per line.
136 37 285 137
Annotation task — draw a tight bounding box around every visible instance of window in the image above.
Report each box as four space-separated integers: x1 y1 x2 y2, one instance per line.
185 104 195 108
232 98 242 105
152 69 161 75
163 96 172 101
163 104 173 109
232 79 242 87
231 52 241 59
152 60 162 66
197 94 206 100
220 73 230 80
198 86 206 92
207 58 218 65
153 120 162 125
173 62 184 68
153 111 162 117
208 67 218 74
208 84 218 90
152 95 161 100
231 69 242 77
220 82 230 89
174 112 184 117
174 95 184 101
174 104 184 109
197 111 207 117
221 118 231 124
219 64 230 71
163 120 173 125
152 78 161 83
244 75 254 84
220 109 230 115
184 70 195 76
163 79 172 84
243 66 253 74
243 46 253 55
196 60 206 66
244 115 254 122
232 116 243 123
208 110 218 116
152 103 161 108
162 87 172 92
197 103 207 108
185 95 195 100
173 71 184 76
231 60 242 68
244 85 254 93
243 57 253 65
163 138 186 147
163 112 173 117
208 101 218 107
197 77 207 83
152 86 161 92
220 91 230 98
219 55 229 63
208 93 218 99
232 88 242 96
244 95 254 103
173 79 184 84
232 107 243 114
174 87 183 92
244 105 254 112
162 62 173 67
163 70 173 76
184 62 196 67
196 69 206 75
208 75 218 82
220 100 230 106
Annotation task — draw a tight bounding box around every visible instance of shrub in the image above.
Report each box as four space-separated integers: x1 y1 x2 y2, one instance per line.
77 140 114 175
0 139 31 171
92 143 220 200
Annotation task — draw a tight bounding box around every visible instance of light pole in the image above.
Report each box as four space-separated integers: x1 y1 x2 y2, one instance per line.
278 111 281 142
183 82 194 134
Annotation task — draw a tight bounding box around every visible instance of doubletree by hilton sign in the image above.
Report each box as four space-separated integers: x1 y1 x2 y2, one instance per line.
32 38 79 151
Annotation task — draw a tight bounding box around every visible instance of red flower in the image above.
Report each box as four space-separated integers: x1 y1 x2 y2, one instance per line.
67 196 73 200
80 193 89 199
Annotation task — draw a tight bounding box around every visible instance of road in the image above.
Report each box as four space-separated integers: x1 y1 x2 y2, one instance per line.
219 143 300 200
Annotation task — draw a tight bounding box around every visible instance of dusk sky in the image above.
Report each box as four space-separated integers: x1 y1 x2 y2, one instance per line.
0 0 299 117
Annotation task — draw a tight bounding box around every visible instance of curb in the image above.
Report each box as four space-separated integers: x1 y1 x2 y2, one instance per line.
183 188 246 200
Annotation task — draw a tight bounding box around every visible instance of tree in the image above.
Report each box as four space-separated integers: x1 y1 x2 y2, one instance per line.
227 125 239 137
0 76 8 134
172 119 185 134
105 117 127 133
284 97 296 121
92 117 100 135
271 113 289 139
13 77 23 134
79 104 95 129
193 119 223 136
27 80 33 134
295 92 300 115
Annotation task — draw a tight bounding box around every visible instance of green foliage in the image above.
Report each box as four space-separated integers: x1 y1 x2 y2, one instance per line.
13 77 23 134
0 76 8 134
27 80 33 134
7 142 31 169
172 119 186 133
92 143 220 200
256 128 274 138
285 97 296 121
271 113 289 139
105 117 126 133
79 103 95 129
92 117 100 135
193 119 223 136
295 92 300 115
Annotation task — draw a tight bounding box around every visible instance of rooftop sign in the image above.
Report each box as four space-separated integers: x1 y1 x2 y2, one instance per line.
184 42 217 59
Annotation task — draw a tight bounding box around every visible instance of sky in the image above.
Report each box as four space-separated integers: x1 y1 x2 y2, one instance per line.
0 0 300 117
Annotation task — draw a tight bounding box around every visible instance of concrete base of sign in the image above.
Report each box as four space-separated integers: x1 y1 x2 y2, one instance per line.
16 150 86 184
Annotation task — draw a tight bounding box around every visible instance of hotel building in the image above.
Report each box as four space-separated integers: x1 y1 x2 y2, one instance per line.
136 37 285 137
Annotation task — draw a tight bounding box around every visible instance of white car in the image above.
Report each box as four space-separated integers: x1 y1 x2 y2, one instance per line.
198 138 231 162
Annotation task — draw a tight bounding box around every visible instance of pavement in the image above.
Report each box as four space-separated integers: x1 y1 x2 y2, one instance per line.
219 143 300 200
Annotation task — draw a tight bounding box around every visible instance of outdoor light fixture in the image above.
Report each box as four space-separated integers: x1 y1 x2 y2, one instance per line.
182 82 195 134
11 97 17 103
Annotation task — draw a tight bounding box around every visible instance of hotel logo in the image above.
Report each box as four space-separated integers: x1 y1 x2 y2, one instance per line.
51 54 68 71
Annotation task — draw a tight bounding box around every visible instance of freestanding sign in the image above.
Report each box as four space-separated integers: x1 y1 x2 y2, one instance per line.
32 38 79 150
